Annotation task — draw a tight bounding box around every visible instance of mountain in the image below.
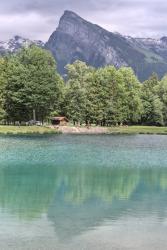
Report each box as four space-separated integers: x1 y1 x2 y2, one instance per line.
1 11 167 81
46 11 167 81
0 35 44 55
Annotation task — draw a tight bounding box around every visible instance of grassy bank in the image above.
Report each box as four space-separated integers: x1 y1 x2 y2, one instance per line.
107 126 167 135
0 125 167 135
0 126 59 135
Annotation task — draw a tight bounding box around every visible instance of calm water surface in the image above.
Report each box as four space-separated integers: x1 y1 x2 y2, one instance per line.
0 134 167 250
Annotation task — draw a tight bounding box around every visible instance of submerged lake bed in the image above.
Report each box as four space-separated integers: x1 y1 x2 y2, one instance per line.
0 134 167 250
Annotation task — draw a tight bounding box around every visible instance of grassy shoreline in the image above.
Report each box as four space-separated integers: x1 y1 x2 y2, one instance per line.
0 126 59 135
107 126 167 135
0 125 167 135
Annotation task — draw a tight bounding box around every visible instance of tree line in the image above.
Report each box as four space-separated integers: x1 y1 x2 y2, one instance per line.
0 45 167 126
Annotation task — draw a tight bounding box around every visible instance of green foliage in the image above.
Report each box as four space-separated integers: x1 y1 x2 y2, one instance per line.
0 49 167 126
3 46 63 122
141 73 164 126
0 58 7 121
64 62 143 125
157 75 167 125
64 61 93 124
118 67 143 123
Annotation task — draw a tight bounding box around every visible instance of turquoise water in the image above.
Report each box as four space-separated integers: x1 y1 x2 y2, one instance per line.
0 134 167 250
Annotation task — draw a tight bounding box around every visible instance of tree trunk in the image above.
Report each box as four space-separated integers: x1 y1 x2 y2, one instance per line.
33 109 36 123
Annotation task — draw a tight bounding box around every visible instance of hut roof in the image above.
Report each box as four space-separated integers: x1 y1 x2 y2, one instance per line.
51 116 69 122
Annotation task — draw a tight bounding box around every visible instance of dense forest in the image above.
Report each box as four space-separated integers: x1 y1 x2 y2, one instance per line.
0 45 167 126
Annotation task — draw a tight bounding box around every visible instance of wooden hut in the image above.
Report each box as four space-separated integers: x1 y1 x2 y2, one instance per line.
51 117 69 126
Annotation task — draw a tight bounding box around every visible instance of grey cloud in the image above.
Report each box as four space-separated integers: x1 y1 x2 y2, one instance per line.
0 0 166 41
0 0 164 14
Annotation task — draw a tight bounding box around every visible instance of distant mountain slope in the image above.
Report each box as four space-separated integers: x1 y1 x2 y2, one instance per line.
46 11 167 81
0 35 44 55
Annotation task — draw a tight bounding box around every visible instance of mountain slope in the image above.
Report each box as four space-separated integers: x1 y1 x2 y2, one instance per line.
46 11 167 81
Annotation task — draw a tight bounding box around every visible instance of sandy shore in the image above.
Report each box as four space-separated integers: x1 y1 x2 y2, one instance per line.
51 126 108 134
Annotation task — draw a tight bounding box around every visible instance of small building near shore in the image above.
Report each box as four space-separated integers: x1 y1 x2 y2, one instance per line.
51 116 69 126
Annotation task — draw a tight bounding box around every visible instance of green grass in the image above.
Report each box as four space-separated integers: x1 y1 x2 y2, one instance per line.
0 126 59 135
107 126 167 135
1 125 167 135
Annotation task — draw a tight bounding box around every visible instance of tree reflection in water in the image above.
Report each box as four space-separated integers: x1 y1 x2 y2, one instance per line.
0 163 167 239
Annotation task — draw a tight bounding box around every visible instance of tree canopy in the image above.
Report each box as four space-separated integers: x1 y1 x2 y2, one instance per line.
0 48 167 126
1 46 63 123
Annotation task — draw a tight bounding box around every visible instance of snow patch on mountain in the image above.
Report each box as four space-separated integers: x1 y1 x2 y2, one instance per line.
0 35 44 54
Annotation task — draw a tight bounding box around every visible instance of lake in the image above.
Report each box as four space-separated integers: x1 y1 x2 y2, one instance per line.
0 134 167 250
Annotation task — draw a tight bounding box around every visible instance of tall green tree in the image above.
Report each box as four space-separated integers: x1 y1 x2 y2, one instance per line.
92 66 125 125
64 60 93 125
4 56 30 122
141 73 164 125
4 46 63 123
118 67 143 124
64 63 144 126
0 58 7 121
157 75 167 125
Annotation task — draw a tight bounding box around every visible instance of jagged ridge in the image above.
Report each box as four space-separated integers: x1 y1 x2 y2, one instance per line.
46 11 167 81
1 11 167 81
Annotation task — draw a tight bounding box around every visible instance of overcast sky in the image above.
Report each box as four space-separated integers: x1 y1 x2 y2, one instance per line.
0 0 166 41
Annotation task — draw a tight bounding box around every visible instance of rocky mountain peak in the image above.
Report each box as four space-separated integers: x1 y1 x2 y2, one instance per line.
46 10 167 81
61 10 81 19
46 10 129 76
1 10 167 81
59 10 87 26
57 10 100 40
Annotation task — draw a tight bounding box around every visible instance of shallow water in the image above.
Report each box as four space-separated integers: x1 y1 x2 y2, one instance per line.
0 134 167 250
